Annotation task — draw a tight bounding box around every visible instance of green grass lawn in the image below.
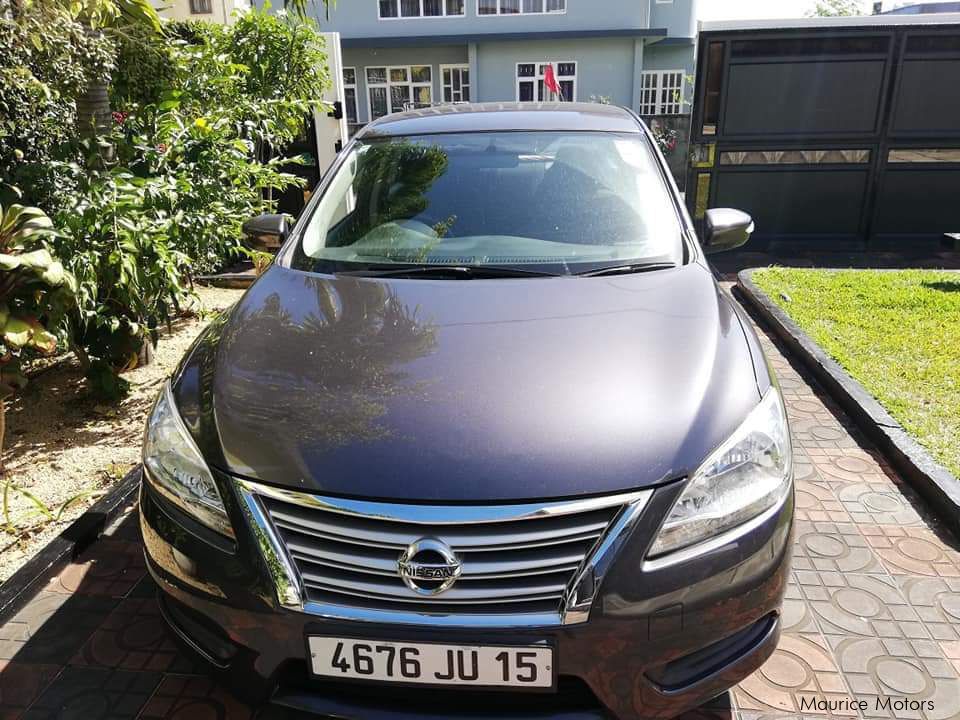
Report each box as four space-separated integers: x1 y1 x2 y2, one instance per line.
752 268 960 478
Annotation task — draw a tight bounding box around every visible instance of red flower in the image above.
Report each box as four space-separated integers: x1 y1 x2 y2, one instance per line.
111 111 128 125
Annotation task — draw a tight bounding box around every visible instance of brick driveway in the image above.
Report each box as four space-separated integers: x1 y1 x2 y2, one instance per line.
1 311 959 719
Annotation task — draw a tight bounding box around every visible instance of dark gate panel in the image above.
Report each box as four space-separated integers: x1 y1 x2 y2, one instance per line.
723 61 885 136
874 165 960 235
892 59 960 133
714 168 869 237
686 20 960 250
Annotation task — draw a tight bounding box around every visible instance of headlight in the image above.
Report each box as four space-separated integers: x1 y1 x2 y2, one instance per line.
142 380 234 538
648 387 792 557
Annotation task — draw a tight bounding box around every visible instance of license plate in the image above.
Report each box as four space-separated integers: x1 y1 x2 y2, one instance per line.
307 636 555 689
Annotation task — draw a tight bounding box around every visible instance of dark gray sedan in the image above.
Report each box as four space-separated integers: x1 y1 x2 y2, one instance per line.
140 102 793 719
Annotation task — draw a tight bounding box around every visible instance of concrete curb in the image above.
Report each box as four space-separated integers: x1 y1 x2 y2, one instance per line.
736 269 960 538
0 466 142 624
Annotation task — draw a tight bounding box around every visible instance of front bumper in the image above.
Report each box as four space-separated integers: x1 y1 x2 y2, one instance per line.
140 477 792 719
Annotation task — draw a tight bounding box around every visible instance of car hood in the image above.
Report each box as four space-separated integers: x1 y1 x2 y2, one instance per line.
174 263 761 502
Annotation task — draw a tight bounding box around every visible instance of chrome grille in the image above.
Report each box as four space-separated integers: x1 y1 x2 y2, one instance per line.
242 482 651 623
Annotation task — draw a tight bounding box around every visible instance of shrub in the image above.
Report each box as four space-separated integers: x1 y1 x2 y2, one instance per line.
0 203 75 381
0 0 115 208
51 8 329 396
110 8 329 276
0 202 77 523
50 160 189 398
0 203 75 466
110 24 175 109
3 3 330 399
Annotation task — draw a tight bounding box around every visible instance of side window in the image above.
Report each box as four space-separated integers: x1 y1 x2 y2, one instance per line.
442 65 470 103
639 71 684 116
379 0 465 17
343 68 358 125
516 62 576 102
479 0 564 13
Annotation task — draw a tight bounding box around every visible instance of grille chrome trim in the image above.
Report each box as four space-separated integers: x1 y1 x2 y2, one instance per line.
236 479 651 627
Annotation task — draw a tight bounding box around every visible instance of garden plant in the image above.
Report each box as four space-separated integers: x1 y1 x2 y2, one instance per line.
1 0 329 401
0 202 76 526
0 0 330 538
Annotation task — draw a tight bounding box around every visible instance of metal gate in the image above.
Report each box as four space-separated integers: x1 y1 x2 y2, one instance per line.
685 15 960 250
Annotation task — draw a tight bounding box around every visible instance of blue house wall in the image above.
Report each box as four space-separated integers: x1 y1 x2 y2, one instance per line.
324 0 654 39
305 0 699 129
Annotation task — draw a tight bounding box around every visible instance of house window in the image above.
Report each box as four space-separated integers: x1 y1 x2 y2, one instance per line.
190 0 212 13
379 0 464 17
478 0 564 14
516 62 576 102
366 66 433 119
441 65 470 102
639 70 684 115
343 67 358 124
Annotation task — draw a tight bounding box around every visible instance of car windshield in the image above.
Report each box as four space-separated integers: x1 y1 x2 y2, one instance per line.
291 131 683 275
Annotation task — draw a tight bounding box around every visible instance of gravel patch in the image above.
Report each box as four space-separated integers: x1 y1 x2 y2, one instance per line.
0 286 245 582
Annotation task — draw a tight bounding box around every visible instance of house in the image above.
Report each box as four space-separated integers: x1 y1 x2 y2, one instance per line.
877 1 960 13
310 0 699 135
158 0 249 24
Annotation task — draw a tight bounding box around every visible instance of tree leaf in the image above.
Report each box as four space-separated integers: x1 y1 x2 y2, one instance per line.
40 261 66 287
28 328 58 354
19 249 53 270
3 318 32 349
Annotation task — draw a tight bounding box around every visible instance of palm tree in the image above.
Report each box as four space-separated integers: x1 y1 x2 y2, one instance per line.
74 0 163 140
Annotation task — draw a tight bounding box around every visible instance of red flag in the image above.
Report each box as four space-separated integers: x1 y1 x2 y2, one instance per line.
543 64 561 99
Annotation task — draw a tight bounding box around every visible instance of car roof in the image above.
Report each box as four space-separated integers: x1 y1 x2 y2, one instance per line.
355 102 643 138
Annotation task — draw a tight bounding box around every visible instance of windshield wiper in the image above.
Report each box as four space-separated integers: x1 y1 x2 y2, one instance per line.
573 262 676 278
336 264 562 279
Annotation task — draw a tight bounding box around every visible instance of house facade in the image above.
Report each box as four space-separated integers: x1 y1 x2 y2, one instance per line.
158 0 249 24
311 0 699 135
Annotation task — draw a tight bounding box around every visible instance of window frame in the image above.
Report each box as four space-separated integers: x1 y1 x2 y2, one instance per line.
189 0 213 14
477 0 566 16
378 0 465 19
638 69 685 116
440 64 471 103
515 61 577 103
342 67 359 124
365 65 434 120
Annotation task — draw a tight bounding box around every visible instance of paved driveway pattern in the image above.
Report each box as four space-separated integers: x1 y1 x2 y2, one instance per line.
1 307 959 720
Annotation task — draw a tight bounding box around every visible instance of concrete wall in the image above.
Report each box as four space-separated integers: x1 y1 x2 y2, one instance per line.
312 0 651 39
648 0 699 39
474 37 637 105
342 45 469 124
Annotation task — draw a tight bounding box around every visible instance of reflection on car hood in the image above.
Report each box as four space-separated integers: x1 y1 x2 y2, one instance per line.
174 263 761 502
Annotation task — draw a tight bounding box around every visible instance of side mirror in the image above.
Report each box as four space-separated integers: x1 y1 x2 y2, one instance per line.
242 213 290 250
703 208 754 254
